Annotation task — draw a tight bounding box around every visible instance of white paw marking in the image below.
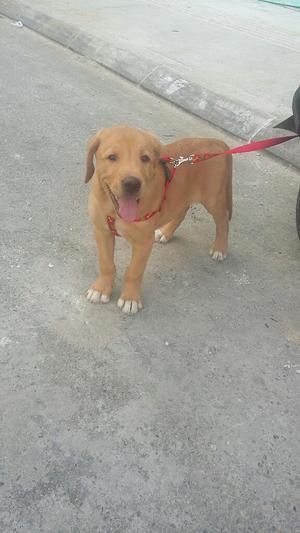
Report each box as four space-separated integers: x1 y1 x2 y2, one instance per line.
155 229 168 244
117 298 142 314
86 289 110 304
209 249 226 262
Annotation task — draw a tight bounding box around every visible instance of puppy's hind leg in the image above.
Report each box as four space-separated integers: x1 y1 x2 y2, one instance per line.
155 207 188 244
206 161 232 261
208 204 229 261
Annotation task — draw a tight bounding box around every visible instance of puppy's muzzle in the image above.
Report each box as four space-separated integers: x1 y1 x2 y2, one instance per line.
122 176 141 196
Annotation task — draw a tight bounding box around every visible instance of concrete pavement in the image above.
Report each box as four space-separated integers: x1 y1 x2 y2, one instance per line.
1 0 300 169
1 15 300 533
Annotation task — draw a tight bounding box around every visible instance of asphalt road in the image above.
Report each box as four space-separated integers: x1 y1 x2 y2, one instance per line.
0 16 300 533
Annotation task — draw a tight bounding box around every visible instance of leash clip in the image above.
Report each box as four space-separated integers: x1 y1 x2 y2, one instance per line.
173 154 195 168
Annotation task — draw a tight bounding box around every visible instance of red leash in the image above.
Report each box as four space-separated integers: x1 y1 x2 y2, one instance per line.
162 134 298 166
107 133 298 235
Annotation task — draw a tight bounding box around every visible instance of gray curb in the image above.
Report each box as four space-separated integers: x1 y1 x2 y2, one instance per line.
1 0 300 169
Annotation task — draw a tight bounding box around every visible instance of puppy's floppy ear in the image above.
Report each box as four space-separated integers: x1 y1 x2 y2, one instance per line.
84 132 101 183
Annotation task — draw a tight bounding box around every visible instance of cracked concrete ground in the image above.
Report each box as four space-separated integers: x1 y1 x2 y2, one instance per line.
0 17 300 533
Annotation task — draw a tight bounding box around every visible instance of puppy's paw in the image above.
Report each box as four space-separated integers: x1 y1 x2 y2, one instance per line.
86 277 114 304
117 298 143 315
155 229 168 244
209 247 227 262
86 288 110 304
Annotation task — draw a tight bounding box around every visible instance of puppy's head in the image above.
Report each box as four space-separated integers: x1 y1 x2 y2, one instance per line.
85 126 161 221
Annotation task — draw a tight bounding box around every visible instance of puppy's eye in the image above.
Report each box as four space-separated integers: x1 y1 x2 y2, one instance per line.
141 154 150 163
107 154 117 161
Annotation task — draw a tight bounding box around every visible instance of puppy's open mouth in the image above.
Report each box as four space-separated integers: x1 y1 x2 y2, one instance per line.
104 183 140 222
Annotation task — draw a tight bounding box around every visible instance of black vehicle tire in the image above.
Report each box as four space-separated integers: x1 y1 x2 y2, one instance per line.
297 187 300 240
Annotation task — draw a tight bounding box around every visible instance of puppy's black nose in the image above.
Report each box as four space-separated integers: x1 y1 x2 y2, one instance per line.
122 176 141 195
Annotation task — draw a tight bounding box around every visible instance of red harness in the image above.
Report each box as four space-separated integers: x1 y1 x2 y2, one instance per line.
106 133 297 236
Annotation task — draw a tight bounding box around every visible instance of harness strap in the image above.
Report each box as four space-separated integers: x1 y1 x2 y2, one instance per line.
106 215 120 236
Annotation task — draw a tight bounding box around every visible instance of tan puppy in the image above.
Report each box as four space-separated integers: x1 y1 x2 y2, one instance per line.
85 125 232 314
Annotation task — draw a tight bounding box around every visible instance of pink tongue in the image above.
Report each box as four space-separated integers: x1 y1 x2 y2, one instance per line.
118 198 138 221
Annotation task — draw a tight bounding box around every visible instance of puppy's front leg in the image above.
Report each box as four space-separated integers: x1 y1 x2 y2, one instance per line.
118 238 154 314
87 226 116 304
